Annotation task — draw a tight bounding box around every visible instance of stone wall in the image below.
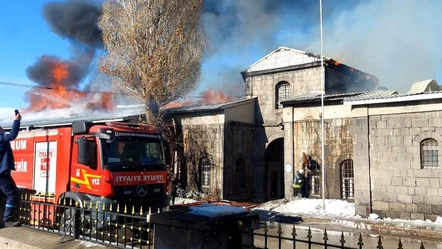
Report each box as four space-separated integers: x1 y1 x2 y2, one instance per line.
179 123 224 196
223 122 254 201
245 67 322 125
353 110 442 220
293 118 353 199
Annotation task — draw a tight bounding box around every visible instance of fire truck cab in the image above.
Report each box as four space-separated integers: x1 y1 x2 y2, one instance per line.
10 120 171 220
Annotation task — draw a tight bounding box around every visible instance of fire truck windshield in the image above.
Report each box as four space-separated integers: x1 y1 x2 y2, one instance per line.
104 139 163 165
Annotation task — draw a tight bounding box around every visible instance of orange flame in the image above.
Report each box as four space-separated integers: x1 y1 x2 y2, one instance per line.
198 88 232 105
162 88 233 109
25 57 114 112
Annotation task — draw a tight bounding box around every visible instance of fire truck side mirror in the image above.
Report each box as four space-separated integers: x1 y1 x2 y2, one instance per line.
77 137 97 168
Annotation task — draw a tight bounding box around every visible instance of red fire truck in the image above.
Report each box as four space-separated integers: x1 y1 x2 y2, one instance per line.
7 120 171 228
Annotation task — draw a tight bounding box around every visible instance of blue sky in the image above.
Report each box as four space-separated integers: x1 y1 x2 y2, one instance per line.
1 0 442 110
0 1 72 108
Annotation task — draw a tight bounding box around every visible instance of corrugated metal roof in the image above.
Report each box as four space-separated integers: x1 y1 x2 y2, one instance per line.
344 90 442 105
281 92 363 103
343 90 398 102
0 107 146 129
407 79 439 94
165 97 256 114
243 47 321 73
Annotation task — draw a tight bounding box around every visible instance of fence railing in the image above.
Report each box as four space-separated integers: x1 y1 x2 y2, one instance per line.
17 193 430 249
244 222 427 249
18 193 154 249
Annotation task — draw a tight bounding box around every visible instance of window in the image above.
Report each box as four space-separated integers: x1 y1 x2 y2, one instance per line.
341 159 354 199
308 159 320 197
201 158 211 188
275 81 290 108
421 139 439 168
235 158 245 190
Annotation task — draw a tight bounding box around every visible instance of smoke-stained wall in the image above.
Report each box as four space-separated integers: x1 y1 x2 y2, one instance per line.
223 122 254 201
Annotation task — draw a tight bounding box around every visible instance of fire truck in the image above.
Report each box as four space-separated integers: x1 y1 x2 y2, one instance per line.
6 119 171 229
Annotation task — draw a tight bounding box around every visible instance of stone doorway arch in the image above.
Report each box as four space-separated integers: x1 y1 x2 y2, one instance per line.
264 137 284 201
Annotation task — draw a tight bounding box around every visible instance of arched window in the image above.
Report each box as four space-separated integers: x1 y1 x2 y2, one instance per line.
275 81 290 109
340 159 354 199
235 158 246 190
420 139 439 168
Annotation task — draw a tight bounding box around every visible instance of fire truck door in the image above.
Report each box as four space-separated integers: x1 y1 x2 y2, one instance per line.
33 141 57 194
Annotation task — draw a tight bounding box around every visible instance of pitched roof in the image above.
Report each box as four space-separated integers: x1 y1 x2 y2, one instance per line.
164 97 256 114
243 47 321 73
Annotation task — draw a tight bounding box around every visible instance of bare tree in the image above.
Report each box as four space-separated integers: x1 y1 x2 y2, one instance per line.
98 0 206 122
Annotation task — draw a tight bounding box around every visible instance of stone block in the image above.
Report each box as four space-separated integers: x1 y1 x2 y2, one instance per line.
403 177 416 186
412 119 429 128
399 212 411 220
395 186 408 194
425 196 442 205
387 211 401 219
415 177 431 187
389 202 405 212
431 205 442 216
415 187 427 196
412 195 424 204
373 201 389 211
405 203 417 213
411 213 424 220
424 214 438 222
397 194 412 204
427 187 439 196
373 176 391 186
382 192 397 202
391 176 403 186
417 203 432 214
377 120 387 129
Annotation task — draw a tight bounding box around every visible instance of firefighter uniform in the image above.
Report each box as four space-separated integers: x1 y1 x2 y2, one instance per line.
293 169 305 197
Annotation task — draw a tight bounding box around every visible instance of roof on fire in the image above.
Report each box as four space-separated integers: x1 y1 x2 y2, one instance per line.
0 106 146 130
164 96 257 114
240 46 378 84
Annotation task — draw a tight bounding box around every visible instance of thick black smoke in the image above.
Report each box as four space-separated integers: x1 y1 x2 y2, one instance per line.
26 56 83 88
43 0 103 48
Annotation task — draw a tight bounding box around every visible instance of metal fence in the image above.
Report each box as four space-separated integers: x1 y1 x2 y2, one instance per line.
17 193 430 249
18 193 154 249
244 223 427 249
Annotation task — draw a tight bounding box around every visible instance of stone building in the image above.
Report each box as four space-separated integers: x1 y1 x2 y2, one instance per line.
163 46 442 220
240 47 378 202
345 86 442 220
165 98 256 201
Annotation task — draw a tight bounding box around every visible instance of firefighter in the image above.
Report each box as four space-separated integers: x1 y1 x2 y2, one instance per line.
293 169 305 198
0 112 22 227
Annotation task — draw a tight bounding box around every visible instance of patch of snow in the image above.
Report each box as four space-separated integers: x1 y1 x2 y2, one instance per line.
188 203 247 218
368 213 379 220
254 198 355 218
252 198 442 230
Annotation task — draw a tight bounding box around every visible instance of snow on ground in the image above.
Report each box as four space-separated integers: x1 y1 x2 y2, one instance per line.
251 198 442 230
255 198 355 218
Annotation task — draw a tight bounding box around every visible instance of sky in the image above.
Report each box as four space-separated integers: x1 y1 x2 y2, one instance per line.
1 0 442 112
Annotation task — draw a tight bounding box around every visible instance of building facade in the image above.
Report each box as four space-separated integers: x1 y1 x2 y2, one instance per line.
240 47 378 202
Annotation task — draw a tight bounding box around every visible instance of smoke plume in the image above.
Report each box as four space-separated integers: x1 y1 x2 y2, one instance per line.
43 0 103 48
201 0 442 94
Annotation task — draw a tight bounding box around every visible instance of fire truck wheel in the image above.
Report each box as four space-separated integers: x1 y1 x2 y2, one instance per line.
59 207 86 235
